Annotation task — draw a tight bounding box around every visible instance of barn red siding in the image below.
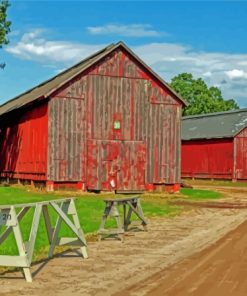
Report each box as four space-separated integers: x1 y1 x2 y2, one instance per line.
48 47 182 191
0 102 48 180
181 139 234 179
234 127 247 180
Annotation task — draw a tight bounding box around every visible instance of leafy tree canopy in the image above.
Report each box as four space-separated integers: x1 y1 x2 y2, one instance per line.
0 0 10 46
170 73 239 116
0 0 11 69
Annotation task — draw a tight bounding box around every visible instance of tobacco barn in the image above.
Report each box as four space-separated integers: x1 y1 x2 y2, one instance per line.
0 42 186 192
182 109 247 181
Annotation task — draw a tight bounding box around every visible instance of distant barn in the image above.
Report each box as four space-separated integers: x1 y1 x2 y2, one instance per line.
0 42 186 192
182 109 247 181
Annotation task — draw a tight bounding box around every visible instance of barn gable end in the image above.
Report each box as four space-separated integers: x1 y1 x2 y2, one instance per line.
53 46 181 106
0 42 184 192
48 45 183 191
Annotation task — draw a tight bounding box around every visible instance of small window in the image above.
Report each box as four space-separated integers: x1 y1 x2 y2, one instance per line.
114 121 121 130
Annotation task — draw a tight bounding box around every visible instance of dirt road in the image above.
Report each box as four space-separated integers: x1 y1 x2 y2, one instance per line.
133 218 247 296
1 205 247 296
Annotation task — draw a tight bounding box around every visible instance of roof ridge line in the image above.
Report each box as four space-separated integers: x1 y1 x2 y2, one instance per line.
0 41 187 116
183 108 247 120
0 43 116 109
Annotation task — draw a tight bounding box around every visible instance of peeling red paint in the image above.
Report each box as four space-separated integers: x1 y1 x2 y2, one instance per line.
47 47 182 191
0 46 182 192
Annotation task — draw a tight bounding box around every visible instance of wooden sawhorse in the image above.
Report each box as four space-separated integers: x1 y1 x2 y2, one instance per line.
98 196 147 241
0 198 88 282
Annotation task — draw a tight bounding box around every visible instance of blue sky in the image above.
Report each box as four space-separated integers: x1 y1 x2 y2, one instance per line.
1 1 247 106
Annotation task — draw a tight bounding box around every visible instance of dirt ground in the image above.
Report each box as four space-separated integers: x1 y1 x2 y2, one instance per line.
132 219 247 296
1 187 247 296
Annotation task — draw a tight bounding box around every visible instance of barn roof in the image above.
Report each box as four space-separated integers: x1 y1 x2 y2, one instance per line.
0 41 187 117
182 108 247 140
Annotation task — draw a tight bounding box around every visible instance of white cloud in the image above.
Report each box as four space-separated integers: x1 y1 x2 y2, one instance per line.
6 29 105 64
87 24 161 37
203 71 212 77
225 69 247 79
134 43 247 106
5 29 247 107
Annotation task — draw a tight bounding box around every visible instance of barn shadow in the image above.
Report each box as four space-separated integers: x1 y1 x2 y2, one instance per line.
0 102 47 186
0 122 22 182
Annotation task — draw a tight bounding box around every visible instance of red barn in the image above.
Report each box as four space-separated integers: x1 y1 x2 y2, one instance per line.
182 109 247 181
0 42 186 192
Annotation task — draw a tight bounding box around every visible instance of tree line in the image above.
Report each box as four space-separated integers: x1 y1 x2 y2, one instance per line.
0 0 10 69
170 73 239 116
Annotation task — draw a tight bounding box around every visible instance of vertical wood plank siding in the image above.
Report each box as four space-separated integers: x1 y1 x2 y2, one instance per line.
181 139 234 179
0 102 48 180
48 96 86 181
48 48 182 190
235 127 247 179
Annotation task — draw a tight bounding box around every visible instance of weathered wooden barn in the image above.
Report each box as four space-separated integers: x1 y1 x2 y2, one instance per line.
182 109 247 180
0 42 186 192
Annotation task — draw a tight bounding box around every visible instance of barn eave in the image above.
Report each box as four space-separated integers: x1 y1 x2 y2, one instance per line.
0 41 187 118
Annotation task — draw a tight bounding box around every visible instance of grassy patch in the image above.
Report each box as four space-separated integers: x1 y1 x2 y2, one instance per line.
180 188 222 200
182 179 247 188
0 186 182 258
0 186 60 204
142 201 182 217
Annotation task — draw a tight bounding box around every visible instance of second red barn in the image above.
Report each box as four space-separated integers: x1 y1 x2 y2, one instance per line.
0 42 186 192
182 109 247 181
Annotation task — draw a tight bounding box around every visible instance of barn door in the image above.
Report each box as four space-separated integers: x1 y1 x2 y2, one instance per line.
117 141 146 192
86 140 146 191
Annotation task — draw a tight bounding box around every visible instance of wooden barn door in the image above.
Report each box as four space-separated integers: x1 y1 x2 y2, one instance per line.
86 140 146 191
86 75 147 191
117 141 146 192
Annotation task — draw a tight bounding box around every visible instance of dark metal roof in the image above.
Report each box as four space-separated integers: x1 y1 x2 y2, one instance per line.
0 41 187 117
182 109 247 140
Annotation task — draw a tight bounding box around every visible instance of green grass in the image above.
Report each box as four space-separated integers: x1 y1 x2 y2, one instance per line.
182 178 247 188
0 186 182 258
0 186 59 204
180 188 222 200
0 185 222 260
142 200 181 217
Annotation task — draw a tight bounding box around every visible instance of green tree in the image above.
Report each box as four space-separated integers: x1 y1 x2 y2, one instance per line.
170 73 239 116
0 0 11 69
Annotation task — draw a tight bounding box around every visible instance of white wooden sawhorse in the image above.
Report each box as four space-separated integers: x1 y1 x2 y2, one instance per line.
98 196 147 241
0 198 88 282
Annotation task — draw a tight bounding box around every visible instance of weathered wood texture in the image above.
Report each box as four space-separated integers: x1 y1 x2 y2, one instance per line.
234 126 247 179
98 196 147 240
48 48 181 190
0 198 88 282
48 97 86 181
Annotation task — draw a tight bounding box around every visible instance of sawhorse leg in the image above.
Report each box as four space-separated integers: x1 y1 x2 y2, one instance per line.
98 202 124 241
125 200 148 231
